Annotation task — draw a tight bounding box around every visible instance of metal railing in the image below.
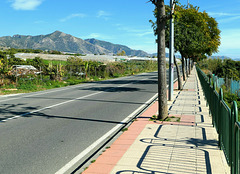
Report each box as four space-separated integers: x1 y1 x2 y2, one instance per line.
211 75 240 97
196 66 239 174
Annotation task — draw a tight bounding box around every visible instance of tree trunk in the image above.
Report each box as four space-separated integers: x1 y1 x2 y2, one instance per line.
174 55 183 90
181 55 186 81
156 0 168 120
185 58 188 77
188 58 191 75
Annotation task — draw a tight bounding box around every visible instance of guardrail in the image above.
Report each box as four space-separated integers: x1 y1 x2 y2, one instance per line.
196 66 239 174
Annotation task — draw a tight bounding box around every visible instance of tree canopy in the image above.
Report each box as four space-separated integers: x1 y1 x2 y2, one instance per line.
151 3 221 60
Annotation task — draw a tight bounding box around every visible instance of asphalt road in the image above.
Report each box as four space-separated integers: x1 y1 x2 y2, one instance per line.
0 69 180 174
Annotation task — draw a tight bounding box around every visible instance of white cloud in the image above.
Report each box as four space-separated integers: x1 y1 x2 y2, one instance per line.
88 33 102 38
208 12 236 17
208 12 240 24
60 13 86 22
82 33 114 40
218 16 240 23
136 31 153 37
10 0 43 10
97 10 111 20
116 24 153 37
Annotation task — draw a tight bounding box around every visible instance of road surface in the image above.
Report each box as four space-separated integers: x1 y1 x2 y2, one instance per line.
0 69 180 174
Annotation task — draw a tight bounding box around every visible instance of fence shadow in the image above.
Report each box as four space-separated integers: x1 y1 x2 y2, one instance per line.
115 124 214 174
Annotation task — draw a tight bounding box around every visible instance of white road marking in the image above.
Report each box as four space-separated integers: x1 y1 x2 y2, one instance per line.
0 74 139 103
0 83 93 103
55 93 158 174
0 77 151 123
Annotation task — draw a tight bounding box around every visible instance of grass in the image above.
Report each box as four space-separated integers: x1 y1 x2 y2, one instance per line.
0 61 159 96
149 115 181 122
42 59 68 65
121 128 128 132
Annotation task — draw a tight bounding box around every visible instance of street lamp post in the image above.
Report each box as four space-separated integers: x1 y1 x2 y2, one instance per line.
168 0 174 101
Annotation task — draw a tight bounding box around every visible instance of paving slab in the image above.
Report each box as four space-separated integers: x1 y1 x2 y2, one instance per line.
83 67 230 174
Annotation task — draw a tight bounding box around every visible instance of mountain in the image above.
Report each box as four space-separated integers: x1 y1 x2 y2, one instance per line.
0 31 150 57
151 53 181 59
85 38 149 57
0 31 110 54
208 56 231 60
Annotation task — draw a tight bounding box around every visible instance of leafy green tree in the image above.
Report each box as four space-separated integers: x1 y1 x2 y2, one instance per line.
166 4 220 78
222 59 240 80
151 4 221 82
117 50 126 56
8 57 26 66
27 57 46 70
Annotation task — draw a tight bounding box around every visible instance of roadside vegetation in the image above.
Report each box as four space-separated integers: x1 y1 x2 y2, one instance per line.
0 49 158 95
2 47 85 56
198 58 240 118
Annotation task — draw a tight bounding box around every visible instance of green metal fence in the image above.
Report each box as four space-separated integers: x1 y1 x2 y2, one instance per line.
196 66 239 174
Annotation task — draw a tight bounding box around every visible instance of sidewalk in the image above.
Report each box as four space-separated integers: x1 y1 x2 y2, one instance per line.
83 67 230 174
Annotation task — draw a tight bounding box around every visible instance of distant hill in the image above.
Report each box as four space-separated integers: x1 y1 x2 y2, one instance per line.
151 53 181 59
85 38 149 57
208 56 231 60
0 31 150 57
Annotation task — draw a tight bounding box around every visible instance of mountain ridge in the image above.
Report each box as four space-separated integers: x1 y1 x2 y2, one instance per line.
0 31 150 57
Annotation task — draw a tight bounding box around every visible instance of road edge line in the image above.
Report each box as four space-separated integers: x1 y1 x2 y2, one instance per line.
55 93 158 174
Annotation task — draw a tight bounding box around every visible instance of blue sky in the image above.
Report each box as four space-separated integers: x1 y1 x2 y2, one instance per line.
1 0 240 59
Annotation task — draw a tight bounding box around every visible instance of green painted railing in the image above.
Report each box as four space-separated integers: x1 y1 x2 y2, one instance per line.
196 66 239 174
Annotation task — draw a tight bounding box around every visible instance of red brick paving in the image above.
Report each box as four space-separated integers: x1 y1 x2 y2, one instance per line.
83 78 193 174
83 101 156 174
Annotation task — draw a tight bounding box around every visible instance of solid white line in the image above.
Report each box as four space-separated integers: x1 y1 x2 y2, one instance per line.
55 93 158 174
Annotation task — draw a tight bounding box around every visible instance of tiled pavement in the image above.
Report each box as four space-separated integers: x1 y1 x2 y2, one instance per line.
83 67 230 174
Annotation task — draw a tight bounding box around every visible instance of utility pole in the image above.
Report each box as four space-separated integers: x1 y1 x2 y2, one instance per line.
168 0 175 101
187 0 189 8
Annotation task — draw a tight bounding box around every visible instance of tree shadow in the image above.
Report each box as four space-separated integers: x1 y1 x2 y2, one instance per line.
81 86 141 93
115 125 216 174
0 103 40 122
93 79 158 85
0 101 131 125
23 112 128 125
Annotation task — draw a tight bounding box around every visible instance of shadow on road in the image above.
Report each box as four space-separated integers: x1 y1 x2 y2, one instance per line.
93 79 158 85
0 103 40 122
24 112 128 125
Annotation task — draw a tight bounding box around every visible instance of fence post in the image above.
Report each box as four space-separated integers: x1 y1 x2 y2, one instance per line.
218 88 223 149
208 76 212 115
231 101 238 174
213 81 216 127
